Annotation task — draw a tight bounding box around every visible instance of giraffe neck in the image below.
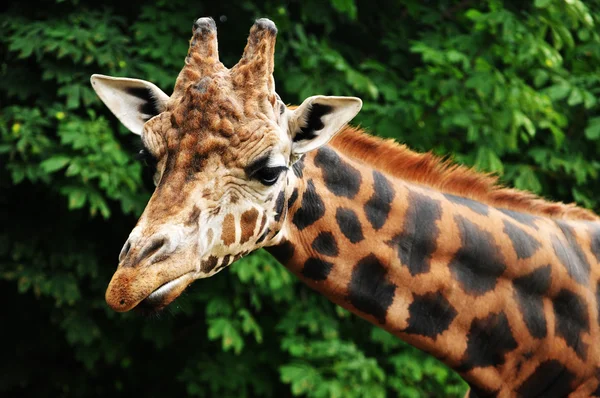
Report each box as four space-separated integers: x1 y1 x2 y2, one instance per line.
267 145 600 396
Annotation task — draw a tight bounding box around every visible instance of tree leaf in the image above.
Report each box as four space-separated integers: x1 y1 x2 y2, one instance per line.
584 117 600 140
40 156 70 172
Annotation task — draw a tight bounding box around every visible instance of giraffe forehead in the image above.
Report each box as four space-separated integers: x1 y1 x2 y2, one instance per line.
172 70 277 123
161 123 283 171
171 81 242 132
161 82 282 157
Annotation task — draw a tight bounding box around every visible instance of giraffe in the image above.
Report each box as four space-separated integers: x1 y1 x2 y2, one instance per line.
91 17 600 397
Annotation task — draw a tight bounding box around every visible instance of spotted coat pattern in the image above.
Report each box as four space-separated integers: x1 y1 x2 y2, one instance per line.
268 145 600 397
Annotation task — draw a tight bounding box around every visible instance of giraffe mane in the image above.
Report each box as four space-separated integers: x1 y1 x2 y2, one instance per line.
328 126 599 221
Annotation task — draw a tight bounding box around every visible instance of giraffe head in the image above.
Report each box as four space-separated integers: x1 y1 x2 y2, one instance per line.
91 18 362 312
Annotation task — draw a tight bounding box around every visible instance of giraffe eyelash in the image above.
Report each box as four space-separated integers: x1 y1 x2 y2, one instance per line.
254 166 287 186
245 152 287 186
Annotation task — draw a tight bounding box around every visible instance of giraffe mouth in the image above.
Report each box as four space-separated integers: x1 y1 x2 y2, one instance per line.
135 272 195 313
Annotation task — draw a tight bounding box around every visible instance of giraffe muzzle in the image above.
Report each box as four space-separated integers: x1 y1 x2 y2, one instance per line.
106 227 198 312
105 266 195 313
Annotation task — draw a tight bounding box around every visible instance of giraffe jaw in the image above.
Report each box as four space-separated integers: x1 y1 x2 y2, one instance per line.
134 271 195 313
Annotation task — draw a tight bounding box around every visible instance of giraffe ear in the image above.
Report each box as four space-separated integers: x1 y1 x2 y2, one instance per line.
90 74 169 135
289 95 362 156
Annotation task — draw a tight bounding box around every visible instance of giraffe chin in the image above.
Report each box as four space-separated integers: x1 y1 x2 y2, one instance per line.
134 272 195 314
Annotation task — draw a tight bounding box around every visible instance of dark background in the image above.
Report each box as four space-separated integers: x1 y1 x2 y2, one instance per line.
2 0 599 396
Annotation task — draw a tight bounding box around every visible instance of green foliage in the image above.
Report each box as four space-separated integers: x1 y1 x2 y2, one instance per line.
2 0 600 397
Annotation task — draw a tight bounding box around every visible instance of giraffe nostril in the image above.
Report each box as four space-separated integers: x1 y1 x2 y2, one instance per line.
136 237 167 265
119 240 132 263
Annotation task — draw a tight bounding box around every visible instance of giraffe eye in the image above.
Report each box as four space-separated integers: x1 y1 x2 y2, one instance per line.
255 166 286 186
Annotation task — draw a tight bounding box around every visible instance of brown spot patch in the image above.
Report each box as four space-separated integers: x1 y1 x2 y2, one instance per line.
221 213 236 245
240 208 259 243
185 206 201 227
201 256 219 272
